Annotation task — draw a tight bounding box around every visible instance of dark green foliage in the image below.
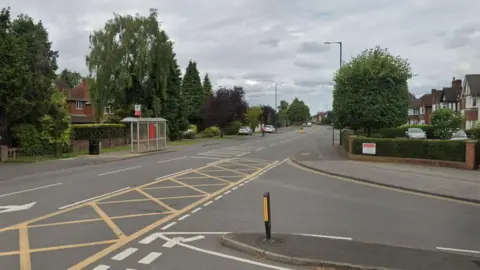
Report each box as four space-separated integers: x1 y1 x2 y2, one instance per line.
58 68 82 88
202 73 213 102
378 124 437 139
333 46 412 133
465 128 480 139
164 53 184 141
182 60 203 125
224 121 243 135
351 136 466 162
71 124 126 140
286 98 310 123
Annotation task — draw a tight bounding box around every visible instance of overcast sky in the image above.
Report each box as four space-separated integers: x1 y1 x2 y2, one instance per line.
5 0 480 115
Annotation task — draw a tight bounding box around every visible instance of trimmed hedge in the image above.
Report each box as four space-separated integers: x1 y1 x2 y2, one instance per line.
378 124 437 139
351 136 466 162
466 128 480 139
71 124 127 140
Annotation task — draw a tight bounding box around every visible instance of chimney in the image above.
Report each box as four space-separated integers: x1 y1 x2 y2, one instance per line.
81 78 88 101
452 78 462 89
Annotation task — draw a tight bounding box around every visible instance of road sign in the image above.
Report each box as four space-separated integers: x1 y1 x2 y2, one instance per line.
0 201 37 214
362 143 376 155
134 104 141 117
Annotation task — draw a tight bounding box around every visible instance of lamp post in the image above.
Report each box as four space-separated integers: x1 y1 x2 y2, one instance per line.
324 41 343 145
274 82 284 132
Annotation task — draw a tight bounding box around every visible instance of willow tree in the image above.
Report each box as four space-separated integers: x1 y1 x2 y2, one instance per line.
86 9 172 121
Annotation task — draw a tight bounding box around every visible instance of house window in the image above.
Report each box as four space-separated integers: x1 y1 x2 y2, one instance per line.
442 103 447 108
419 107 424 114
473 98 477 107
76 101 83 110
104 106 113 114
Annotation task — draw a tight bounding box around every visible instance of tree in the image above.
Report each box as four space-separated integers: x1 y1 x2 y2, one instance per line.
261 105 276 125
431 108 464 139
86 9 172 121
278 100 289 111
287 98 310 124
58 68 82 88
332 46 413 136
245 106 262 130
201 86 248 137
182 60 203 125
164 53 187 140
202 73 213 102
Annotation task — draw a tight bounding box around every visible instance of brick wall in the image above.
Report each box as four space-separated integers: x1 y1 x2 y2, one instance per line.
71 137 128 153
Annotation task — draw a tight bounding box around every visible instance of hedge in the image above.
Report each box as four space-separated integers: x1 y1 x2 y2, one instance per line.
71 124 127 140
466 128 480 139
351 136 466 162
378 124 438 139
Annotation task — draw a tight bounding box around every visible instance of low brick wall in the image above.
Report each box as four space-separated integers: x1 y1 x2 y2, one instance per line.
71 137 128 153
344 136 477 170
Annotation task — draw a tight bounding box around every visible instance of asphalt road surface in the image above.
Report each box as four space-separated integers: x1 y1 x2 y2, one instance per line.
0 126 479 270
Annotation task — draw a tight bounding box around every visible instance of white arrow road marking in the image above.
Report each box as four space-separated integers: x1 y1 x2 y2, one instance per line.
0 202 37 214
162 235 206 248
156 234 293 270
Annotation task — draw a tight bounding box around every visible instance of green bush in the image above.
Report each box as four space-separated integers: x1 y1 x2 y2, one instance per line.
202 126 221 137
189 124 198 134
71 124 126 140
182 130 196 139
224 121 243 135
351 136 466 162
379 124 437 139
11 124 43 154
466 128 480 139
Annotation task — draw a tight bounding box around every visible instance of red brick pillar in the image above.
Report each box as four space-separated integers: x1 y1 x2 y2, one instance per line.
348 136 356 154
0 145 8 162
465 140 477 170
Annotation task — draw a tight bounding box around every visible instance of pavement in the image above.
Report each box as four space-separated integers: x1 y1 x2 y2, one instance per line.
0 125 479 270
291 145 480 203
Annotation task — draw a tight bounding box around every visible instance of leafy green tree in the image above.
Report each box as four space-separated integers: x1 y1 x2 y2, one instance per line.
245 106 262 130
287 98 310 124
431 108 464 139
164 53 186 140
278 100 289 111
58 68 82 88
202 73 213 102
182 60 204 125
86 9 172 120
332 46 412 136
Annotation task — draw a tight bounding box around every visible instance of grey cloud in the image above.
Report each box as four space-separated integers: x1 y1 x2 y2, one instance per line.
242 72 275 82
294 79 332 88
444 24 480 49
294 60 324 70
259 38 280 48
297 41 329 54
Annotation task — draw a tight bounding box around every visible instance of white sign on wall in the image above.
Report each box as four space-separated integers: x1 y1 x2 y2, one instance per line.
362 143 376 155
134 104 141 117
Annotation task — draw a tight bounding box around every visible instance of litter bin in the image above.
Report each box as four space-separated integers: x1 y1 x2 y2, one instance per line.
88 140 100 155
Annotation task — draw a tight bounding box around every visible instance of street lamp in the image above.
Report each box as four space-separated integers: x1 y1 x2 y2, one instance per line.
274 82 284 133
324 41 343 145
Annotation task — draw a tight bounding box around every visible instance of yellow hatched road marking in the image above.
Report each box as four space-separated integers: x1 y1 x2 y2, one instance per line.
168 178 211 195
98 194 205 205
210 165 249 175
136 189 177 212
192 170 233 184
19 225 31 270
90 203 126 239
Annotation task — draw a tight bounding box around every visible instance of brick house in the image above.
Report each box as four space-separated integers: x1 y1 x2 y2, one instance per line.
437 78 462 112
462 74 480 129
55 78 100 124
407 93 420 124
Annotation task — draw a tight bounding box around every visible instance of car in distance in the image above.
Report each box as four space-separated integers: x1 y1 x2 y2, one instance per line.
238 126 252 135
451 130 468 140
264 125 275 133
306 122 312 127
405 128 426 139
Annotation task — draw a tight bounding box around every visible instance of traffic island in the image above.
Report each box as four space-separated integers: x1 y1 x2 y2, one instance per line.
220 233 480 270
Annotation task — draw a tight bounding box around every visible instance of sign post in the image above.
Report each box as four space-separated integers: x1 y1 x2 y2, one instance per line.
134 104 141 117
263 192 271 241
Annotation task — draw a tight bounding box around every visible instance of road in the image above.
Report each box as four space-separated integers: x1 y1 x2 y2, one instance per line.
0 126 479 270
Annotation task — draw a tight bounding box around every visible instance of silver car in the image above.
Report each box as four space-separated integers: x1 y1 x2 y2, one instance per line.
405 128 426 139
265 125 275 133
238 126 252 135
451 130 468 140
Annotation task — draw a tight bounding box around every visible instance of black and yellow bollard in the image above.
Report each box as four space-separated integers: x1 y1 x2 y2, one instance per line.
263 192 272 241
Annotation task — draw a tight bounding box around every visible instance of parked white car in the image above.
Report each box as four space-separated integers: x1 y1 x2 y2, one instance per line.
264 125 275 133
450 130 468 140
238 126 253 135
306 122 312 127
405 128 426 139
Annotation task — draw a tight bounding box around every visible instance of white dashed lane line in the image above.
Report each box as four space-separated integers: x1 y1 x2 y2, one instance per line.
111 247 138 261
92 265 110 270
138 252 163 264
161 222 177 230
203 201 213 206
192 207 202 213
178 214 190 221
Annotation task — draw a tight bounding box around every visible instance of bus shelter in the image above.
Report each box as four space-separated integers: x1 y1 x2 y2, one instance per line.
121 117 167 153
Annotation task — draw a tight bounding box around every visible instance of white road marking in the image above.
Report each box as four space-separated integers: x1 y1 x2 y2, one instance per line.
155 168 193 180
161 222 177 230
97 166 142 176
239 183 244 187
203 201 213 206
198 152 232 157
0 201 37 214
139 234 157 244
60 157 77 161
161 232 228 235
224 190 231 194
436 247 480 254
232 187 238 191
0 182 63 199
92 265 110 270
189 156 222 160
268 144 275 147
182 235 205 243
111 247 138 261
138 252 162 264
256 147 266 151
162 235 206 248
58 187 131 210
236 152 250 157
297 233 352 241
126 269 137 270
214 195 223 200
178 214 190 221
156 234 294 270
158 156 186 163
191 207 202 213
